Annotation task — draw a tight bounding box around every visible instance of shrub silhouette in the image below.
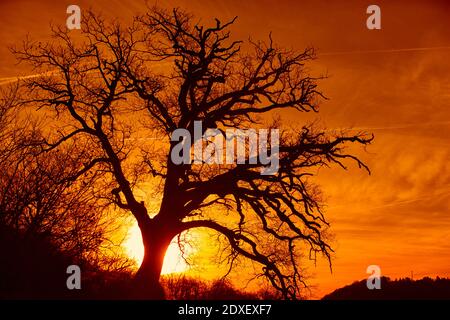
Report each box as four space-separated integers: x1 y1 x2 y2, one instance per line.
161 274 281 300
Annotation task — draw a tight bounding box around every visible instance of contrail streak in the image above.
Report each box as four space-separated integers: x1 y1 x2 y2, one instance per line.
2 46 449 85
329 186 450 211
0 71 56 86
332 121 450 131
320 46 450 56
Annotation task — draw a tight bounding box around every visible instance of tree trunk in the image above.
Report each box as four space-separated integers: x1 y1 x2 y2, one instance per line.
132 220 173 299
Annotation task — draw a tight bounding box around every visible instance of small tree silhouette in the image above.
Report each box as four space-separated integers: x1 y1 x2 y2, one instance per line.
0 85 126 267
11 6 372 299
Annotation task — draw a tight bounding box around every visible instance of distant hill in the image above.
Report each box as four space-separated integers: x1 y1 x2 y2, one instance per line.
323 276 450 300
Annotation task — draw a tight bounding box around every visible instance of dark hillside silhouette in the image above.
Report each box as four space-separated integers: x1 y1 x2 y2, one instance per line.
323 277 450 300
0 223 133 299
0 224 278 299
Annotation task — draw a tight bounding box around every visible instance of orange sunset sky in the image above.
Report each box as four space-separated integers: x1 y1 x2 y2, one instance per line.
0 0 449 298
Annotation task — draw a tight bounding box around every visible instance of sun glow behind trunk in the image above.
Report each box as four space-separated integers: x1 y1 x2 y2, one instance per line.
124 222 191 275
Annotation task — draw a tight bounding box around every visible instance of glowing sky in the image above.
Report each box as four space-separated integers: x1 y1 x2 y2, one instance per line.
1 0 449 298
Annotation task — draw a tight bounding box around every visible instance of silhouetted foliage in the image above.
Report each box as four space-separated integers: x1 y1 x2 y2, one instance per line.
162 274 281 300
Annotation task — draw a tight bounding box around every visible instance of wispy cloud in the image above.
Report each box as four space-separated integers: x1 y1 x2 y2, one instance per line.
320 46 450 56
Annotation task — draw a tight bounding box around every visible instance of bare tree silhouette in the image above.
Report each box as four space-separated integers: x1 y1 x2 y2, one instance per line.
11 7 372 299
0 85 128 269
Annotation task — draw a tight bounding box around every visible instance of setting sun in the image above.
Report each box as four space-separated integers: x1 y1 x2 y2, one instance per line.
125 223 191 275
